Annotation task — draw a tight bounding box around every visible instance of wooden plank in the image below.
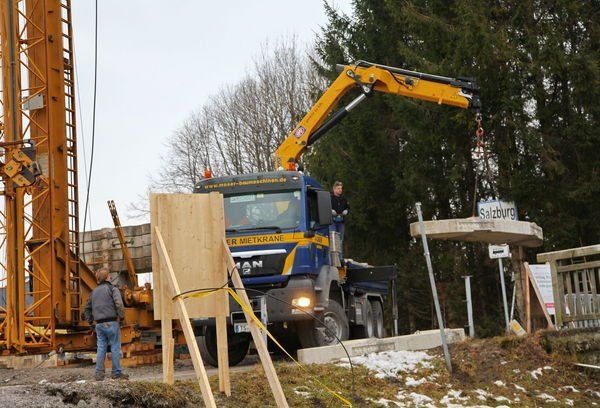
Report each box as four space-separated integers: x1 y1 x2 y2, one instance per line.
161 263 174 384
581 269 591 315
563 262 575 320
522 255 531 333
524 263 554 330
548 261 564 327
589 268 599 316
210 193 230 396
573 269 583 319
150 193 228 320
223 239 289 408
165 338 175 384
537 244 600 262
156 227 216 408
557 260 600 273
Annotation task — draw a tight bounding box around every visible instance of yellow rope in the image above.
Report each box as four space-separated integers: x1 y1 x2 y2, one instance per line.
176 287 353 407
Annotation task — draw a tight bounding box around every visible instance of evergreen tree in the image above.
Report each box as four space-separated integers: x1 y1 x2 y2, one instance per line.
308 0 599 335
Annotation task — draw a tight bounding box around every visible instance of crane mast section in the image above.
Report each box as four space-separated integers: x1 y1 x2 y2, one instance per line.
274 64 478 169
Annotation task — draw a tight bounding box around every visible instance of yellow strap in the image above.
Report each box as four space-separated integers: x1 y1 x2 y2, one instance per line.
177 288 353 407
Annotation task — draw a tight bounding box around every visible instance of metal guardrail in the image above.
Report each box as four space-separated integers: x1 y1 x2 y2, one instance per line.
538 244 600 328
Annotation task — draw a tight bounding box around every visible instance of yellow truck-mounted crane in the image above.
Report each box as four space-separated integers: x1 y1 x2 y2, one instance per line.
274 60 480 170
193 62 481 360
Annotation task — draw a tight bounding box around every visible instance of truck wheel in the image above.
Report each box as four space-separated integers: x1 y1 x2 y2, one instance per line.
298 300 349 348
352 300 374 339
197 327 250 367
371 300 386 338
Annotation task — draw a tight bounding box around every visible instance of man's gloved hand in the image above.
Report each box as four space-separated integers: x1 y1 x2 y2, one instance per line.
342 210 348 216
331 209 337 215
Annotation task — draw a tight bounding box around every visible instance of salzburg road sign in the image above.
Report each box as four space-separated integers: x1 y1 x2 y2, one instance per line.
477 200 518 221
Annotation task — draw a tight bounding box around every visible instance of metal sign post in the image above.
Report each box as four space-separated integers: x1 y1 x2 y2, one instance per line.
489 244 511 333
415 202 452 373
498 258 510 333
463 275 475 337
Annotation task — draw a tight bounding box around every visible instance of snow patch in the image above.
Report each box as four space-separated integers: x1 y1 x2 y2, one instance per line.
513 383 527 392
366 397 402 407
565 399 574 406
408 392 434 407
537 393 557 402
530 367 544 380
560 386 579 393
493 380 506 387
405 376 427 387
340 350 434 379
587 389 600 399
293 386 311 398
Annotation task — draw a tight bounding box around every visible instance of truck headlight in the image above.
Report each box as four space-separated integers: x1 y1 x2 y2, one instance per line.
292 296 311 308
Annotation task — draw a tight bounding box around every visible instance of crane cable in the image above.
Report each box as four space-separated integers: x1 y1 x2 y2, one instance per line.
471 113 495 216
82 0 98 244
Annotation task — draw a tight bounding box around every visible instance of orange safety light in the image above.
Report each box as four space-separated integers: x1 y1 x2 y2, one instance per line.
286 160 297 171
203 168 213 178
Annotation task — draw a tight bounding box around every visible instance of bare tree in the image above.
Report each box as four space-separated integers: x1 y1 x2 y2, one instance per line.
128 37 324 219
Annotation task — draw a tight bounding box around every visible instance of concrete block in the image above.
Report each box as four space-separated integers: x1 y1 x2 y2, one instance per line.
297 328 465 365
409 217 543 247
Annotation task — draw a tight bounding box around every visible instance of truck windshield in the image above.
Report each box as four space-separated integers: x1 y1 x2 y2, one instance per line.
224 190 302 231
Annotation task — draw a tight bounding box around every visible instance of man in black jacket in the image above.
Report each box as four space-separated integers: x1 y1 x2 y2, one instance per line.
330 181 349 256
83 268 128 380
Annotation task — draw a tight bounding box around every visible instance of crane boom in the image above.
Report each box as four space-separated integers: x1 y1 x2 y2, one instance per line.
274 61 480 170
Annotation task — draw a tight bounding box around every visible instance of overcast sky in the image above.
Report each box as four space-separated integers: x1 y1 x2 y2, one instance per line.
72 1 353 231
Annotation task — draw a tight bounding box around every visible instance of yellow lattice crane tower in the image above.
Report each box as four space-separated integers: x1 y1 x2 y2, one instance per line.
0 0 99 354
0 0 155 355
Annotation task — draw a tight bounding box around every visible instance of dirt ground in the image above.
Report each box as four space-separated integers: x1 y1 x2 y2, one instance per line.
0 333 598 407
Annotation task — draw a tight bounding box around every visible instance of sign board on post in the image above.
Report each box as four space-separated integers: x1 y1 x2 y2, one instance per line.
489 244 510 259
477 200 518 221
527 264 555 315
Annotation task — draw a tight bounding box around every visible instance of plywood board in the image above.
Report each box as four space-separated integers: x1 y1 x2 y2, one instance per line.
151 193 229 319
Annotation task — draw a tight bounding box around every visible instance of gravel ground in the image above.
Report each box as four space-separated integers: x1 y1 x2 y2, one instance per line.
0 355 260 406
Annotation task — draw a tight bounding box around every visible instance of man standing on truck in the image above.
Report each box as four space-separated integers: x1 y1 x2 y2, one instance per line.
330 181 349 252
83 268 129 381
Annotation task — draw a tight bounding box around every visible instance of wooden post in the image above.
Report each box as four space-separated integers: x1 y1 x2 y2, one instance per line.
156 228 217 408
210 193 231 396
523 248 531 333
157 226 174 385
223 239 289 408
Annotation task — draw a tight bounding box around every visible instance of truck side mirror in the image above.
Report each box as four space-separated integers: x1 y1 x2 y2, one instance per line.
316 190 333 226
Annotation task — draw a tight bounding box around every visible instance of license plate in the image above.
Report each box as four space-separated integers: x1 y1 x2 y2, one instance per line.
234 323 250 333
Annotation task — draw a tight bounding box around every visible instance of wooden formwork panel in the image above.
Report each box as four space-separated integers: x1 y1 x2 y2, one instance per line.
150 193 229 320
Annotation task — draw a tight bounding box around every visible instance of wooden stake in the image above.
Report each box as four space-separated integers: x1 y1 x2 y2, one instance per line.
156 227 217 408
223 239 289 408
210 193 231 396
160 262 174 384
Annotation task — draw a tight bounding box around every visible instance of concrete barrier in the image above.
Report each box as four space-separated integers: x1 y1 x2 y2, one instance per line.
297 328 465 365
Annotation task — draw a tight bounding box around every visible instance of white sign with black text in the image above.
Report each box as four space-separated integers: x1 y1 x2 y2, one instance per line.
477 200 518 221
488 244 510 259
528 264 555 315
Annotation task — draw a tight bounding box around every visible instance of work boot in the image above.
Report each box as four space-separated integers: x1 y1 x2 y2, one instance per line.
111 372 129 380
94 373 105 381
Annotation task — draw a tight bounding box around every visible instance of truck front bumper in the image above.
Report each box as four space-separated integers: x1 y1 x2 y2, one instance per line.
191 277 316 329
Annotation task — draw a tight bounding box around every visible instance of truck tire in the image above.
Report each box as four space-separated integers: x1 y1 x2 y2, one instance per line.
197 327 250 367
352 300 374 339
371 300 386 338
298 300 349 348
